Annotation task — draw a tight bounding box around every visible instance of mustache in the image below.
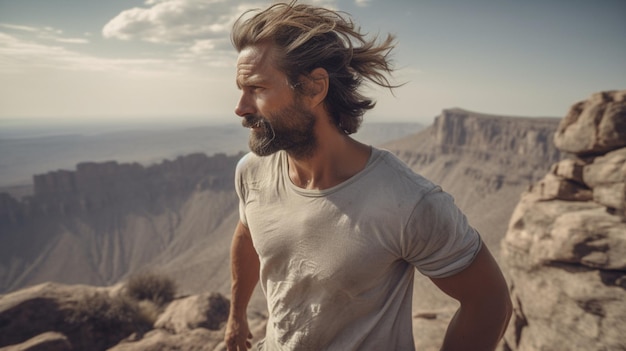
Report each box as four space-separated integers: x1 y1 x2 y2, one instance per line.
242 115 267 129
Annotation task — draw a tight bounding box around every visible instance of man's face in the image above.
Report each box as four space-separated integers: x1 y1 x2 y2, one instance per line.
235 44 317 158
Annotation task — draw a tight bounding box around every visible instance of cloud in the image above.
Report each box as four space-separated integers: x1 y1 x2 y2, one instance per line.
0 32 168 75
0 23 38 32
101 0 337 64
1 23 90 44
102 0 260 44
354 0 371 7
174 38 235 67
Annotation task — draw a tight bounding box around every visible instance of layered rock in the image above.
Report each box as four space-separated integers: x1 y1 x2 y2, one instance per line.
501 90 626 351
433 108 561 164
0 152 242 224
0 152 242 294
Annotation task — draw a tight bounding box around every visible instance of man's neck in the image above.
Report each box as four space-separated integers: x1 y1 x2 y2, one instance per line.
287 129 371 190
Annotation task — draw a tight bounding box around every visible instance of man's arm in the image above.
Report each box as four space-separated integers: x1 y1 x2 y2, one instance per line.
430 244 513 351
225 220 260 351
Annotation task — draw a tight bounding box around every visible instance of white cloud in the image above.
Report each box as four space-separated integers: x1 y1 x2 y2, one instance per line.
0 23 38 32
175 38 236 67
102 0 254 44
101 0 338 64
355 0 371 7
1 23 90 45
0 32 167 75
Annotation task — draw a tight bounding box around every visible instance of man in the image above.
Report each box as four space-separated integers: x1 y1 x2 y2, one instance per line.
225 2 512 350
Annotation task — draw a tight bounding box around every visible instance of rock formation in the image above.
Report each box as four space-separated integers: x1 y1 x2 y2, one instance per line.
0 281 265 351
501 90 626 350
0 152 243 294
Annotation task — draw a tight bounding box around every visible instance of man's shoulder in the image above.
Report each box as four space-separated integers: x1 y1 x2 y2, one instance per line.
235 151 283 183
372 147 438 194
237 151 281 170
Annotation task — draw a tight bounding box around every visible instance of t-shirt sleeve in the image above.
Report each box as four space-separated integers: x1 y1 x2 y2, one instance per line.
402 188 482 278
234 153 250 227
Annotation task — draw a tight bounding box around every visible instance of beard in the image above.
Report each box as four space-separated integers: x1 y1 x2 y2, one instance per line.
242 100 317 158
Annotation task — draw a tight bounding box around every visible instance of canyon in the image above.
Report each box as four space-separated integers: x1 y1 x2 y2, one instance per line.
3 91 622 350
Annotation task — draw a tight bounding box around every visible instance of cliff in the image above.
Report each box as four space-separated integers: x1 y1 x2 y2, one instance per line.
501 90 626 350
433 108 560 163
1 152 240 224
0 152 243 294
385 108 562 253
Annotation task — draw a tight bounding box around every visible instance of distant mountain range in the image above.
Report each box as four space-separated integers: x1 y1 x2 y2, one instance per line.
0 122 424 191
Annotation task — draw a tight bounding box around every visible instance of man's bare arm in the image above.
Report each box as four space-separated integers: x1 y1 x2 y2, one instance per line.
225 221 260 351
430 244 513 351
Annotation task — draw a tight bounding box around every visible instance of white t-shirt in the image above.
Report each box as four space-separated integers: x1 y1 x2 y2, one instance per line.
235 147 481 351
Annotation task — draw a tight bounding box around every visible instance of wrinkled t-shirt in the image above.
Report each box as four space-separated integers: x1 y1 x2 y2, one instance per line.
234 147 481 351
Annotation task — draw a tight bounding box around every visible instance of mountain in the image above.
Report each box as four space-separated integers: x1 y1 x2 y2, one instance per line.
0 110 563 350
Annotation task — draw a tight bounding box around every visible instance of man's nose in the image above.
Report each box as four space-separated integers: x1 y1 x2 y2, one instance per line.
235 93 254 117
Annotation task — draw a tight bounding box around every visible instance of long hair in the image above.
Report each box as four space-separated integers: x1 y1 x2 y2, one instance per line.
231 1 398 134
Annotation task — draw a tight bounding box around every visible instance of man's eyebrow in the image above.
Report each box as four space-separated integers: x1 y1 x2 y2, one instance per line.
237 75 266 88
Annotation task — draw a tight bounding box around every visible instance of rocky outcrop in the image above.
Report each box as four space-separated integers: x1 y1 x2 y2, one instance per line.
154 292 229 333
554 90 626 156
501 90 626 351
0 282 250 351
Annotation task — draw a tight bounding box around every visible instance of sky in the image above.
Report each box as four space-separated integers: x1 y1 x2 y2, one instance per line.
0 0 625 127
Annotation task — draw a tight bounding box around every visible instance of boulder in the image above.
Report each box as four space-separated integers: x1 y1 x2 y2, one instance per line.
554 90 626 155
583 147 626 210
502 194 626 351
154 293 230 334
0 282 150 350
541 207 626 270
0 283 79 348
529 173 592 201
552 158 585 184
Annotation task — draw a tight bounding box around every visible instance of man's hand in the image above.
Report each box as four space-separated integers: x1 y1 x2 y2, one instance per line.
225 316 253 350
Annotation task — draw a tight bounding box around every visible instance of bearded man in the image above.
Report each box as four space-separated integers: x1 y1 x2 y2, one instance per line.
225 2 512 350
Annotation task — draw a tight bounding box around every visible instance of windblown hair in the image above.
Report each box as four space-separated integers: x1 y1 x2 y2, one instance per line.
231 1 398 134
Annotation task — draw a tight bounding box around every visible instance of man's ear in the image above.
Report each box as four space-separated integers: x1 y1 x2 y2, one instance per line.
305 67 329 108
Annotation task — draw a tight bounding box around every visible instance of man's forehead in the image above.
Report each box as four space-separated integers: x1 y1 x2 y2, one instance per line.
237 44 274 74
